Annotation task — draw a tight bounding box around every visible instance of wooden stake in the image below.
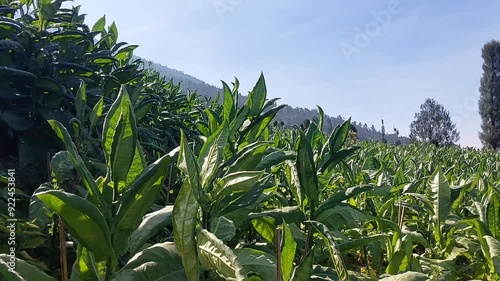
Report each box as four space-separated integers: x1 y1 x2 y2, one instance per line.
47 152 68 281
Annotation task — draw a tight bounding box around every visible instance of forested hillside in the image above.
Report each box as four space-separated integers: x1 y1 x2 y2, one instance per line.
142 58 409 144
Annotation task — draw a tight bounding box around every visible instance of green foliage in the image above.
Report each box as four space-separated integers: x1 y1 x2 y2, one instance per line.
197 229 247 280
409 98 459 146
479 40 500 150
0 254 56 281
21 81 174 279
3 2 500 281
110 243 187 281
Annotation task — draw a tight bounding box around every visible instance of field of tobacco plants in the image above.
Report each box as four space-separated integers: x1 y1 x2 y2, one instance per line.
1 1 500 281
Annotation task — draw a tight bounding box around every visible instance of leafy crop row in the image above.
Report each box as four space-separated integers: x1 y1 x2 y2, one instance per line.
1 1 500 281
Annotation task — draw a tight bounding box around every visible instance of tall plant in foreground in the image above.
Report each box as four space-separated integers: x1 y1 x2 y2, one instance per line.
0 86 174 280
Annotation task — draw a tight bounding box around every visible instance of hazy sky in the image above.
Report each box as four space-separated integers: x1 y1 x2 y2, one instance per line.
73 0 500 147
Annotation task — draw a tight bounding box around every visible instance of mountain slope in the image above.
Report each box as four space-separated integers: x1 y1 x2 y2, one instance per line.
141 57 409 144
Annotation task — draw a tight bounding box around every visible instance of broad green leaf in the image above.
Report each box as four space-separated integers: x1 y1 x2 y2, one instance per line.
178 131 204 206
129 205 173 255
459 217 492 238
328 119 351 153
90 98 104 130
210 216 236 242
291 246 314 281
198 122 228 190
212 171 263 201
431 170 451 226
92 15 106 32
286 160 303 211
1 110 34 131
379 271 428 281
48 120 103 206
251 216 276 244
215 183 267 226
255 150 295 170
262 97 280 111
110 242 187 281
482 235 500 275
281 221 297 281
126 143 146 185
337 234 391 252
173 181 200 281
305 122 323 151
234 248 276 281
102 85 137 187
34 189 114 259
75 80 86 121
229 142 269 173
316 204 372 230
114 45 138 63
0 66 37 79
297 131 319 215
310 265 377 281
242 105 286 142
487 188 500 239
39 0 57 29
134 101 153 121
108 21 118 46
401 229 430 249
430 170 451 249
317 106 324 132
245 73 267 118
197 229 247 280
223 81 235 122
320 147 360 173
247 206 305 224
205 108 222 135
0 254 56 281
310 221 349 281
29 184 54 233
70 245 105 281
50 151 74 185
114 154 170 255
229 107 250 141
315 185 374 218
386 250 407 275
431 271 457 281
415 256 457 280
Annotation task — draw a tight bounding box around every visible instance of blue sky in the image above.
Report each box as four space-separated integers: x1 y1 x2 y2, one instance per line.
74 0 500 147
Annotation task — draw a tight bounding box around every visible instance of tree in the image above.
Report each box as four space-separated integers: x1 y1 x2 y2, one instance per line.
478 40 500 150
381 119 387 143
348 123 358 145
394 127 401 145
409 98 460 146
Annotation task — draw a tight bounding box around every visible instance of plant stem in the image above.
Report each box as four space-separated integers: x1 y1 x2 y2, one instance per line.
58 218 68 281
362 245 369 274
304 224 313 256
202 210 208 230
166 165 173 204
275 226 282 281
105 256 112 281
113 180 118 213
48 152 68 281
46 152 51 182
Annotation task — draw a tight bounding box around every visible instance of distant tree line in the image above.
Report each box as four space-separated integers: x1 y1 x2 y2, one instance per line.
146 57 410 145
408 40 500 150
